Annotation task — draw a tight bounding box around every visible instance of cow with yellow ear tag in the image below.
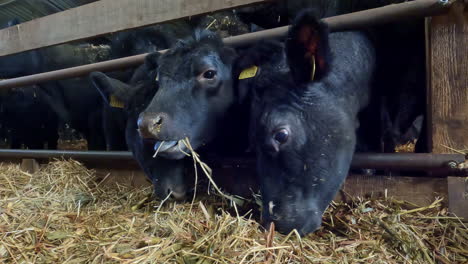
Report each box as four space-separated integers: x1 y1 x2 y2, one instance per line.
237 10 375 235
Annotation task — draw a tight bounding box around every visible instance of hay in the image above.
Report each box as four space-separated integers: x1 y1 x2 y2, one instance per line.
57 139 88 151
1 160 467 263
395 141 417 153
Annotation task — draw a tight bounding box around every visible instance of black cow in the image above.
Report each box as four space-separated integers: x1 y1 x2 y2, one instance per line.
90 55 191 200
95 22 192 150
372 21 426 153
136 30 248 160
0 19 44 78
1 86 59 149
0 19 59 149
108 21 192 58
236 12 375 235
0 19 107 150
37 77 106 150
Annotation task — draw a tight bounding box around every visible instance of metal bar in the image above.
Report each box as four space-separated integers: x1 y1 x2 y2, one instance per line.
0 0 453 90
0 150 465 175
0 54 149 90
0 149 134 160
350 153 466 174
225 0 453 47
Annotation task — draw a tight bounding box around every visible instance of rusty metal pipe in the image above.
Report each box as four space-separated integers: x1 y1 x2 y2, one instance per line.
350 153 466 175
0 150 465 175
0 0 452 90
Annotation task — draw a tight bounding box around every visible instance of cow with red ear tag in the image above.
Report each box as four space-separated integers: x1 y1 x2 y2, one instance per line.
237 10 375 235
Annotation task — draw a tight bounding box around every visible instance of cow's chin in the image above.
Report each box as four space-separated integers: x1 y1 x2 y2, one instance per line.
152 140 190 160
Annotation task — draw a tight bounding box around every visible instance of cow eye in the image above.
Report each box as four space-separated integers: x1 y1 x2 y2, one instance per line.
273 128 289 144
202 70 217 79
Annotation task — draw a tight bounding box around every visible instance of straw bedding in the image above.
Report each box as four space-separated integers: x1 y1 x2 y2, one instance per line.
0 160 467 263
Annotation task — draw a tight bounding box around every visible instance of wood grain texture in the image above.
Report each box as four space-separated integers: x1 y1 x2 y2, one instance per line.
447 176 468 220
338 174 447 207
428 9 468 154
428 7 468 219
94 168 150 188
3 155 448 208
92 166 448 207
0 0 269 57
20 159 40 174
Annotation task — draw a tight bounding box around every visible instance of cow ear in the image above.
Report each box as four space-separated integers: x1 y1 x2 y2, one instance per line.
401 115 424 143
90 72 132 108
144 52 160 81
220 46 237 66
234 41 284 104
145 52 160 71
236 40 283 70
286 10 331 85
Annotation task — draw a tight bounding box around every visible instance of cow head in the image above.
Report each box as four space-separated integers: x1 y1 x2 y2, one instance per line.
136 30 237 159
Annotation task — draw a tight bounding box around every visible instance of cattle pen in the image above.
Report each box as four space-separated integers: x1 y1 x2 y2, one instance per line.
0 0 467 263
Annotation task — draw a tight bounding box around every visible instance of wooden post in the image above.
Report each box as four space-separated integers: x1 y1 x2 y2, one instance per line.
20 158 40 174
426 3 468 219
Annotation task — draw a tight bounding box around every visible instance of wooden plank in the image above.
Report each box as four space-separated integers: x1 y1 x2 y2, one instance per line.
94 168 150 188
0 0 269 57
337 174 447 207
20 158 40 174
427 6 468 219
92 165 448 207
427 8 468 154
447 177 468 220
2 156 449 207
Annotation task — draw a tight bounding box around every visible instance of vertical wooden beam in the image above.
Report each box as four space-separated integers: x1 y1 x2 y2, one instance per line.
427 4 468 219
20 158 40 174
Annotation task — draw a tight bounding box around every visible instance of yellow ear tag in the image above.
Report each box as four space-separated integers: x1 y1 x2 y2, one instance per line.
155 73 159 82
239 65 258 80
310 55 316 81
109 95 125 109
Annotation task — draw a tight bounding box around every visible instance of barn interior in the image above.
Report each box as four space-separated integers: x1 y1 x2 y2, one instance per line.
0 0 467 263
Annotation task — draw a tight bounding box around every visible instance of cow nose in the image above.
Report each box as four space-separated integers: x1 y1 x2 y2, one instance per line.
170 190 186 201
166 186 186 201
137 112 168 138
263 204 323 235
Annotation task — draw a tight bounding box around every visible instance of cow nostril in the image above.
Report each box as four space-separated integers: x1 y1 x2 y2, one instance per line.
155 115 163 125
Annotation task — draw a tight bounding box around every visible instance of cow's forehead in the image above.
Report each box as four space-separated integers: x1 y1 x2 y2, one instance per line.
159 47 223 76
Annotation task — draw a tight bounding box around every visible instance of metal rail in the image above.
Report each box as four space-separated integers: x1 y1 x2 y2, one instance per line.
0 0 453 90
0 150 465 175
351 153 466 175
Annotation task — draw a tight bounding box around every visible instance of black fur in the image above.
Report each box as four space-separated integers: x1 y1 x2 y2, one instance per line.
239 11 375 235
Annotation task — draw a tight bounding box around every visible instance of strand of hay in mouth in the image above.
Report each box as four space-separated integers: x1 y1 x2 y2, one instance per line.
1 160 467 263
152 141 165 158
181 137 249 207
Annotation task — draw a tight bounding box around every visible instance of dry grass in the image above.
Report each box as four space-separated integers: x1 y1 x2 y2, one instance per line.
0 160 467 264
395 141 417 153
57 139 88 151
